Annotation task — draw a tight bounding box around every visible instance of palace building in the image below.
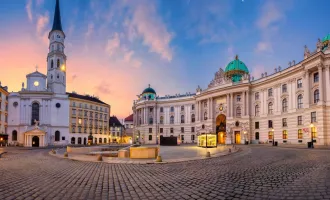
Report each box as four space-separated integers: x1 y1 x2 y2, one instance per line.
132 36 330 146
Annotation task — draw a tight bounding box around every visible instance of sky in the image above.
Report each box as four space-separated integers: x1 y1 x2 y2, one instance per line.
0 0 329 119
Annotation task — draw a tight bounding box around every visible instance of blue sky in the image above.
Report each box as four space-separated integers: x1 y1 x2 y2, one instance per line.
0 0 330 117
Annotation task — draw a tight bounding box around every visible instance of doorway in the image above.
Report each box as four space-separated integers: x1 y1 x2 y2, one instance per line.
32 136 40 147
216 114 226 144
235 131 241 144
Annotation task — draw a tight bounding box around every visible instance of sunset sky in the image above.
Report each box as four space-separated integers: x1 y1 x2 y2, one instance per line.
1 0 329 119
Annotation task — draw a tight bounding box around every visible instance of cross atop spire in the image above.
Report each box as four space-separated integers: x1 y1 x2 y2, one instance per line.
148 84 150 88
51 0 63 32
35 65 38 71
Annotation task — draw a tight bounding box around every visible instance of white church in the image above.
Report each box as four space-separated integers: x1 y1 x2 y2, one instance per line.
7 0 69 147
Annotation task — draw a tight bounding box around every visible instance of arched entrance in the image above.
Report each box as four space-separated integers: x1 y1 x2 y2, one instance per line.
32 136 39 147
216 114 226 144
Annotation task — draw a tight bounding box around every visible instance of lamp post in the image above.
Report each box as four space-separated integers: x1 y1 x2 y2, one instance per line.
272 128 275 146
310 123 314 148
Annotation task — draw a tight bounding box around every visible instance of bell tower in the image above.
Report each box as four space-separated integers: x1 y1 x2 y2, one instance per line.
47 0 66 94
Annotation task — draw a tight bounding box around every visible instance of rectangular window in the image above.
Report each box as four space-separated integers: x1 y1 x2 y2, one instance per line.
72 109 76 115
268 131 273 140
170 107 174 112
311 127 317 138
78 118 82 125
181 127 184 133
314 72 319 83
298 116 302 125
298 129 303 139
191 135 195 141
149 128 152 133
149 135 152 141
311 112 317 123
191 127 195 132
237 95 241 102
160 128 163 133
283 130 288 139
268 88 273 97
282 118 287 127
170 128 174 133
149 107 153 113
181 135 184 141
297 79 302 88
192 105 195 110
282 84 287 93
255 122 259 129
268 120 273 128
255 92 259 100
181 106 184 111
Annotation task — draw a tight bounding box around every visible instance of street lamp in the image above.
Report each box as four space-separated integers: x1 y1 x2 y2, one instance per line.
310 123 314 148
243 131 247 145
271 128 275 146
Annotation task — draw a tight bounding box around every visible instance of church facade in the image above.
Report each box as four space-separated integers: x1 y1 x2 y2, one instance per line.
133 36 330 146
7 0 70 147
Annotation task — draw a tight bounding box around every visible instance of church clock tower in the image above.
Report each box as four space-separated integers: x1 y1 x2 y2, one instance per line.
47 0 66 94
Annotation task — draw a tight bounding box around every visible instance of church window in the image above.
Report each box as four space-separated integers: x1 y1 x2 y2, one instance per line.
204 112 208 120
51 75 53 79
181 115 185 123
57 74 59 79
12 130 17 141
191 114 195 123
31 102 40 125
57 59 60 68
55 131 60 141
51 60 54 68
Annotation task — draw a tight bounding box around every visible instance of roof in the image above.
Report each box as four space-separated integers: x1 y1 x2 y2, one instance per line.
225 55 249 74
142 84 156 94
67 92 109 105
51 0 63 33
26 71 47 78
322 33 330 42
109 116 123 127
124 114 133 122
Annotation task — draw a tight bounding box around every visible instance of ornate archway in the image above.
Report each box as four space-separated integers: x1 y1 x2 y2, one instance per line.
216 114 226 144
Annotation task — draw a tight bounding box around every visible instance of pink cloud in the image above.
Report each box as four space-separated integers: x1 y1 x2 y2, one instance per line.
26 0 33 22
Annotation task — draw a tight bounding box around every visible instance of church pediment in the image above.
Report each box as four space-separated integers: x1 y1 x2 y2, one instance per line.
24 128 46 135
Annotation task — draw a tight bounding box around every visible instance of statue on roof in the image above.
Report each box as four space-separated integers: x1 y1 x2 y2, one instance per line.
317 38 322 52
196 85 202 93
304 45 310 58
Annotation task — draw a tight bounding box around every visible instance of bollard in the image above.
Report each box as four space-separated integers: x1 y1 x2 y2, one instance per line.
155 155 162 162
64 152 68 158
206 151 211 157
97 155 103 161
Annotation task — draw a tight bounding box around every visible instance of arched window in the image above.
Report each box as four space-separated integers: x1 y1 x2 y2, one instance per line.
99 138 102 143
181 115 185 123
31 102 39 125
255 105 260 116
297 94 303 109
57 59 60 68
191 114 195 123
160 116 164 124
55 131 60 141
268 102 273 114
314 89 319 103
282 98 288 112
51 74 53 79
94 138 97 144
71 137 76 144
236 107 241 117
51 60 54 68
204 112 208 120
12 130 17 141
170 116 174 124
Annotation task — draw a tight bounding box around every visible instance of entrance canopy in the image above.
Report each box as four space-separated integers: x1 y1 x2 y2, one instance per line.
24 129 46 147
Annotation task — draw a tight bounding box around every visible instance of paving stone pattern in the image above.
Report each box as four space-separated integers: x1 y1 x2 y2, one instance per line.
0 147 330 200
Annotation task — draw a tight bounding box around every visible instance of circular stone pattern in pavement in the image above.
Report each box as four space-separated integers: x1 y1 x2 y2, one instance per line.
1 147 330 200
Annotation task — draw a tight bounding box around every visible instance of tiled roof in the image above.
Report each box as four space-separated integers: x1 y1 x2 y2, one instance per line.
66 92 108 105
109 116 123 127
124 114 133 122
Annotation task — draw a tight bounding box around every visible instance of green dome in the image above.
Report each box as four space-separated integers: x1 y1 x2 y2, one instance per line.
322 33 330 42
141 84 156 100
142 86 156 94
225 55 249 74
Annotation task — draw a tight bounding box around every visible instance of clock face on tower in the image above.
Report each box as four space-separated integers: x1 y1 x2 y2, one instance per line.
34 81 39 86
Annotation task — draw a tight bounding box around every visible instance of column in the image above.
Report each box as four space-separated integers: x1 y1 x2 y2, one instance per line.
246 91 250 116
242 92 245 116
318 65 324 103
303 70 310 107
211 98 213 119
231 93 234 117
226 94 230 117
325 65 330 103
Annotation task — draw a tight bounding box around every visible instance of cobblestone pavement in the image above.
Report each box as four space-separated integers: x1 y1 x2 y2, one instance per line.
1 146 330 200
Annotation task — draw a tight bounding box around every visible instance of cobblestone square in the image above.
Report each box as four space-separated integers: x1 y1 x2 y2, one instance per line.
1 146 330 200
